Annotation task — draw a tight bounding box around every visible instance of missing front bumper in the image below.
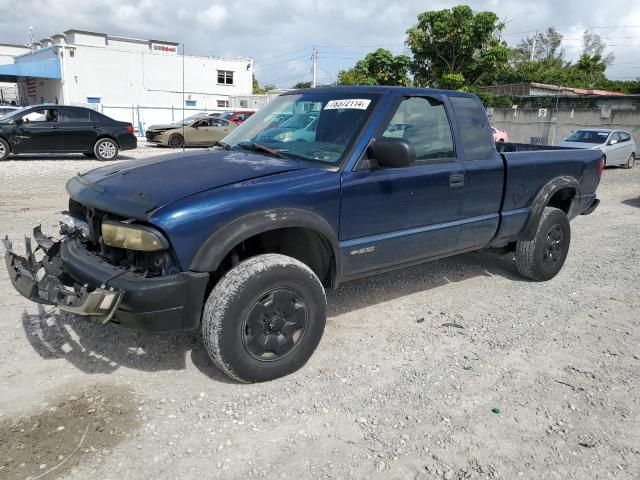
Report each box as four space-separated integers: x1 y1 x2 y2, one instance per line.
3 226 123 324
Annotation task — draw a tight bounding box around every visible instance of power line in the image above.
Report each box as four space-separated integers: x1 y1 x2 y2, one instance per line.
254 54 311 71
260 73 310 85
252 46 312 63
316 43 405 48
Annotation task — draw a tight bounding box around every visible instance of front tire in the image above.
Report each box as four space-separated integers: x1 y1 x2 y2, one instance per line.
202 254 327 383
624 153 635 169
515 207 571 281
0 137 10 160
93 138 119 161
168 133 184 149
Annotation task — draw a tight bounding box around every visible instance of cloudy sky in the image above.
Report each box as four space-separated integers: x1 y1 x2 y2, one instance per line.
1 0 639 86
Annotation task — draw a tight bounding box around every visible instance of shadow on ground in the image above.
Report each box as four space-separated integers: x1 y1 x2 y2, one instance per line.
21 250 520 380
621 197 640 209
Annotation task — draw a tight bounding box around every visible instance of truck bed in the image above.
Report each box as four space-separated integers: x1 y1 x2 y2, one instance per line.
491 142 604 246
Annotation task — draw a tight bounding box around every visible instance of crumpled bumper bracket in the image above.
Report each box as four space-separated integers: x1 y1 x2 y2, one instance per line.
3 226 123 324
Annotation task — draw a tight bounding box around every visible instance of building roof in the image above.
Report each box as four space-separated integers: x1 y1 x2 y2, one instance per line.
529 82 625 97
63 29 178 46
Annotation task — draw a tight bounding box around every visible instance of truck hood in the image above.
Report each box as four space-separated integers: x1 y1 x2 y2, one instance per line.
66 149 307 219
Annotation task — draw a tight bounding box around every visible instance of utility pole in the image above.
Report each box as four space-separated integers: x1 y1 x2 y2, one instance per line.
311 46 317 88
530 30 538 61
28 26 33 52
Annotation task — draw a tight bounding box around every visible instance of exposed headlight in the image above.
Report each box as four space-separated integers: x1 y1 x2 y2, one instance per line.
101 221 169 251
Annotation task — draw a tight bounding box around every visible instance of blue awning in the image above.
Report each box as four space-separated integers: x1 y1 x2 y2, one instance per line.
0 58 61 81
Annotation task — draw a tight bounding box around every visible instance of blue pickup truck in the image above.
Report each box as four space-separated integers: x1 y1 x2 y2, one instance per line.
4 87 602 382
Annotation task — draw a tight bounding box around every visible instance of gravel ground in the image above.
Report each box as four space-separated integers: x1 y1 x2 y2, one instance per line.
0 147 638 480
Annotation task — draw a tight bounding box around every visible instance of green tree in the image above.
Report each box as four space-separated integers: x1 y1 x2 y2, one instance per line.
337 48 411 86
573 30 615 87
406 5 509 88
252 75 276 94
292 81 312 89
511 28 565 64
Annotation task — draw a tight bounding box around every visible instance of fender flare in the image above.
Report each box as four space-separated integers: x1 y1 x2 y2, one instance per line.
189 208 341 285
519 176 580 241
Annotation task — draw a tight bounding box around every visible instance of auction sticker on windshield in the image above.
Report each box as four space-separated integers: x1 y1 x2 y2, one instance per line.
324 99 371 110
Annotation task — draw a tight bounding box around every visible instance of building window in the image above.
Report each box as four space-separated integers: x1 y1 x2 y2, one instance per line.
239 100 248 108
185 100 197 107
217 100 230 108
86 97 101 104
217 70 234 85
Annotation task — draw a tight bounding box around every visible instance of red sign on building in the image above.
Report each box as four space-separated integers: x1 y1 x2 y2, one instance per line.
26 78 37 97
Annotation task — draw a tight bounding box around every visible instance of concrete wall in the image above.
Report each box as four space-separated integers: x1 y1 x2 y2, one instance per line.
488 108 640 145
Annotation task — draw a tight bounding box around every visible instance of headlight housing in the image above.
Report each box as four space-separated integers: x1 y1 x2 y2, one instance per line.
101 221 169 252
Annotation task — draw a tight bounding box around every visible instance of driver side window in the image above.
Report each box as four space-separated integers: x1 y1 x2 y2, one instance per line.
20 109 53 123
380 97 455 163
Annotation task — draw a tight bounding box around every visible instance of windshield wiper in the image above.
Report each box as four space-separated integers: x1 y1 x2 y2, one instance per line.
214 140 232 150
236 142 285 159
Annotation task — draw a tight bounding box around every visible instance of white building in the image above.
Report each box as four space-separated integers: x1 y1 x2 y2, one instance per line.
0 29 265 128
0 42 30 103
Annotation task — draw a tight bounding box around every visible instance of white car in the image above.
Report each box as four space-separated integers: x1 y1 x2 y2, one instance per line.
558 129 636 168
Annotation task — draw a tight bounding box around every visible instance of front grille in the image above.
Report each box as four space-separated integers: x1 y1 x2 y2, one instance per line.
146 131 161 140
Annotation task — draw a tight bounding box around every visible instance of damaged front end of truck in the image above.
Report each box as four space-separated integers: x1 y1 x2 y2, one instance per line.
4 224 124 324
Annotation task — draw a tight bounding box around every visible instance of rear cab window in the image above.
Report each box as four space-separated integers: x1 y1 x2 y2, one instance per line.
449 96 494 160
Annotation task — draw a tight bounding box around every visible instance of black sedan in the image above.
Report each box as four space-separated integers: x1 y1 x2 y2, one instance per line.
0 105 137 161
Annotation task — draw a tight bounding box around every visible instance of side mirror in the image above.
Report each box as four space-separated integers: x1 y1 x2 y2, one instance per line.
366 139 415 169
609 139 618 145
14 117 23 126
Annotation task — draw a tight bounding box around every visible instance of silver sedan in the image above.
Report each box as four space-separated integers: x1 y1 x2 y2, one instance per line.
558 129 636 168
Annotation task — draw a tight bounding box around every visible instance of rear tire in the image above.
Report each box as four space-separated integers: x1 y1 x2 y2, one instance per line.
202 254 327 383
93 138 119 161
624 153 635 169
168 133 184 149
515 207 571 281
0 137 10 160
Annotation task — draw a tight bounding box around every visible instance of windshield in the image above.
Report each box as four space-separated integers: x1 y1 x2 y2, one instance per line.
0 106 29 122
175 114 205 126
221 93 379 165
564 130 610 144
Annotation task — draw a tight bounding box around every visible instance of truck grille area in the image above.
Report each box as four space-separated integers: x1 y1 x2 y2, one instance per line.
68 198 178 277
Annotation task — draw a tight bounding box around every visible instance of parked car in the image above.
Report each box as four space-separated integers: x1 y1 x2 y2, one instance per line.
222 110 254 124
558 129 636 168
274 117 319 142
0 105 136 161
255 112 319 142
492 126 509 143
5 86 602 383
146 116 237 148
0 105 19 117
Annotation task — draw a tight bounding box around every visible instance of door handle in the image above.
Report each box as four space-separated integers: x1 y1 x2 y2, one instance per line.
449 173 464 187
50 125 59 129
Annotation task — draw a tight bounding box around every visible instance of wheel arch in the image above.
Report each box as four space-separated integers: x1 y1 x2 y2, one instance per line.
94 134 119 148
189 208 341 288
519 176 580 241
0 135 12 151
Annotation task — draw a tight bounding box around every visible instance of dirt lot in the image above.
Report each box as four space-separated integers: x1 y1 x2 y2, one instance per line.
0 146 638 480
